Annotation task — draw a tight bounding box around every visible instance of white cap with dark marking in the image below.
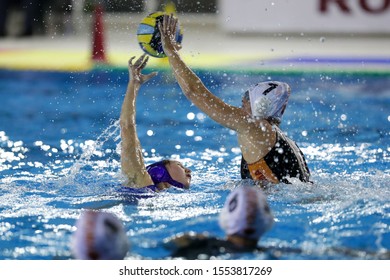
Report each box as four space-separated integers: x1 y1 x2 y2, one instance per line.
219 186 274 241
246 81 290 122
71 210 129 260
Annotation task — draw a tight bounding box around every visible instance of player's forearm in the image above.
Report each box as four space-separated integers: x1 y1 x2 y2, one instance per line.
166 51 242 130
120 80 140 126
120 80 140 157
167 51 206 97
119 80 145 185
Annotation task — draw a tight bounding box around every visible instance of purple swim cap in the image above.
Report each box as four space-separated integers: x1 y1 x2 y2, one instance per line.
146 161 186 189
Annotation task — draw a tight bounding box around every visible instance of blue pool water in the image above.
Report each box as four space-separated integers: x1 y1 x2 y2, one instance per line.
0 69 389 260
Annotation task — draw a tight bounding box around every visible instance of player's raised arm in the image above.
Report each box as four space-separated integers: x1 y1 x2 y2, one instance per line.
120 55 157 187
159 14 248 132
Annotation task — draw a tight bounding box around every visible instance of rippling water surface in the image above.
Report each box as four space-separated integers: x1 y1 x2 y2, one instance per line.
0 69 389 259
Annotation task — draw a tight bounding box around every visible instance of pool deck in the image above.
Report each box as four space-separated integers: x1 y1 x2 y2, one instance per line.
0 14 389 73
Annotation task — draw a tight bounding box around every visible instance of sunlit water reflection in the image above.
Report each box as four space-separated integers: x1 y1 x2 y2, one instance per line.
0 70 389 259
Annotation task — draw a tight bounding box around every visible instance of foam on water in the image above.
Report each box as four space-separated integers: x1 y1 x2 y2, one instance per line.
0 70 389 259
1 128 388 259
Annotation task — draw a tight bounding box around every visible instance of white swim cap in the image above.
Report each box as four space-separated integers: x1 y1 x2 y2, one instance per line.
246 81 290 122
219 186 274 241
71 210 129 260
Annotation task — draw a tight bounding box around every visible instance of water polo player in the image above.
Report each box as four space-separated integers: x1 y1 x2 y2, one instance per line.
159 15 310 185
165 185 274 259
120 54 191 192
71 210 129 260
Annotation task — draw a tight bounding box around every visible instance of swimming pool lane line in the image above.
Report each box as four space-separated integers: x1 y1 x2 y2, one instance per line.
0 49 389 74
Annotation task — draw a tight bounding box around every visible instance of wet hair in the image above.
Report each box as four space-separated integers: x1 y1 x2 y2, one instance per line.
243 90 250 101
161 159 171 166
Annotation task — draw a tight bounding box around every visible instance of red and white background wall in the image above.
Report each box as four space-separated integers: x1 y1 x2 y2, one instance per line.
219 0 390 33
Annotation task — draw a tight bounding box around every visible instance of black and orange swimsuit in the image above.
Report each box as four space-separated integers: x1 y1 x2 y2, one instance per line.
241 127 311 184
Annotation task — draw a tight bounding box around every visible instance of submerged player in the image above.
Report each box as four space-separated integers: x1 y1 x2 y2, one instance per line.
71 185 274 260
71 207 390 260
164 185 275 259
159 15 310 185
120 54 191 192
